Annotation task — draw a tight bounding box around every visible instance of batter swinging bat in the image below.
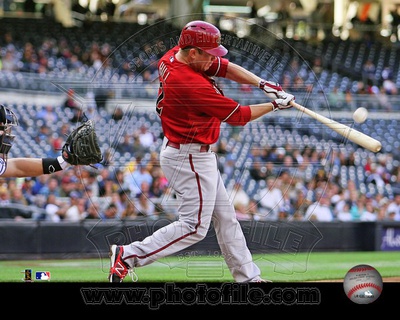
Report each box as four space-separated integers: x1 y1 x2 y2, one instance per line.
290 101 382 153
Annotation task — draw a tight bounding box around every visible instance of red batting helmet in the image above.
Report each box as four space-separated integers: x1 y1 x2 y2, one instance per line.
178 20 228 57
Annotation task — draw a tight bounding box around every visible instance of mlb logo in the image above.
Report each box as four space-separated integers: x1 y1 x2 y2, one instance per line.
35 271 51 281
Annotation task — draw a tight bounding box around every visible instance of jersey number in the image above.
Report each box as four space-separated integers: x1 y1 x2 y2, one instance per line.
156 82 164 116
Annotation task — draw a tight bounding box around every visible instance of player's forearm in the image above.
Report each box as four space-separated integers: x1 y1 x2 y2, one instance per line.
3 157 69 178
4 158 46 177
225 62 261 86
248 103 275 120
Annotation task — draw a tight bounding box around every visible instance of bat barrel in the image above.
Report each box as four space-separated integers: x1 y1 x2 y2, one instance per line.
290 101 382 153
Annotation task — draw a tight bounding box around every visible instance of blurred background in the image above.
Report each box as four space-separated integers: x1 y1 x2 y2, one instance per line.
0 0 400 257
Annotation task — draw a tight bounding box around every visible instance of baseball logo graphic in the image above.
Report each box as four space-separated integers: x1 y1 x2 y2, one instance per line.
343 264 383 304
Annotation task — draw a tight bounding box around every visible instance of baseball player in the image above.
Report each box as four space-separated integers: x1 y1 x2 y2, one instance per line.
0 104 101 178
109 20 295 282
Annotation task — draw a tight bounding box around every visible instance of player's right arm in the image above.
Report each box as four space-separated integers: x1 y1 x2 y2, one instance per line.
206 59 294 121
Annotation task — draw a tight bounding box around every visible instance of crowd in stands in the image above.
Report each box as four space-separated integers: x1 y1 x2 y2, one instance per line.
0 18 400 224
1 119 399 224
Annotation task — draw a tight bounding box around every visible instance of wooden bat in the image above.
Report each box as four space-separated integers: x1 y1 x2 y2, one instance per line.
290 101 382 153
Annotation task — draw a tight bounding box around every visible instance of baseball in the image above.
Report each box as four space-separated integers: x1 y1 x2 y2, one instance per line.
343 264 383 304
353 107 368 123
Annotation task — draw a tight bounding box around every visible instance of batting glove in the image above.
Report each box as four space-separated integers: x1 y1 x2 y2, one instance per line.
271 93 295 111
259 79 284 99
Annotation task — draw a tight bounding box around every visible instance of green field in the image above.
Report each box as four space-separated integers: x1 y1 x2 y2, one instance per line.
1 251 399 283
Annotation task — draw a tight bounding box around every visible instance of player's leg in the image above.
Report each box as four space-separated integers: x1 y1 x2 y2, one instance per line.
117 147 218 270
212 172 262 282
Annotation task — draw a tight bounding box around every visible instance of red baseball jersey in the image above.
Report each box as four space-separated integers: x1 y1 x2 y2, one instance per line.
156 46 251 145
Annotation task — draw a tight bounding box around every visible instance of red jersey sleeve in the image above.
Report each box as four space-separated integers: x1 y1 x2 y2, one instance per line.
205 57 229 77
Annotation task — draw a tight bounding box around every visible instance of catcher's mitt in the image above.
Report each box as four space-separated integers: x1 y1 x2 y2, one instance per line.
61 119 102 166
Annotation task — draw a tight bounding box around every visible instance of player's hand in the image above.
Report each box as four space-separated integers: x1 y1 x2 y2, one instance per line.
272 93 295 111
259 79 283 99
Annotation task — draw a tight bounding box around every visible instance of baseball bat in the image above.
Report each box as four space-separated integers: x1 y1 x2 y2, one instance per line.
290 101 382 153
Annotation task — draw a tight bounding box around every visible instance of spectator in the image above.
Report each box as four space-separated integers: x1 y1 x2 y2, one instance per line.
279 192 294 218
35 124 51 143
63 88 80 110
229 181 250 210
109 191 125 218
116 134 134 155
277 207 289 220
120 200 138 220
349 198 365 221
290 189 311 220
386 193 400 221
9 187 29 206
336 201 353 222
328 87 345 109
31 175 50 195
101 203 119 220
149 176 167 198
112 107 124 121
249 158 269 181
234 202 252 221
304 193 334 222
81 170 100 197
36 105 58 124
360 201 377 221
43 193 67 222
1 49 19 71
46 137 63 158
38 176 61 197
21 178 36 205
331 188 347 217
257 176 283 220
82 202 100 220
124 162 153 197
382 77 398 95
362 59 376 87
0 186 11 205
63 192 85 221
137 124 155 149
222 153 236 178
135 193 156 219
246 198 263 221
365 163 385 189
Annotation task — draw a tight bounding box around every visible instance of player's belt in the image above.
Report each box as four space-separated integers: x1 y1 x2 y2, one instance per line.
166 140 210 153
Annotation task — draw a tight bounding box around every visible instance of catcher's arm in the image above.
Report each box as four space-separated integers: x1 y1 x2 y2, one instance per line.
0 154 71 178
0 118 102 178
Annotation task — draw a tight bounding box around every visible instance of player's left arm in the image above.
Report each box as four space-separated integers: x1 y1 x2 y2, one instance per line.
223 61 292 100
224 61 261 87
206 58 259 85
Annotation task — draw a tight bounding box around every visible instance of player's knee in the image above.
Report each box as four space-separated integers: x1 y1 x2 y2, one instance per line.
182 220 210 240
194 224 209 239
